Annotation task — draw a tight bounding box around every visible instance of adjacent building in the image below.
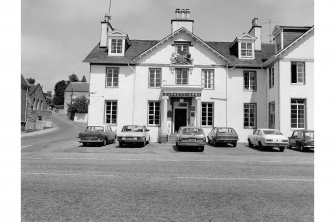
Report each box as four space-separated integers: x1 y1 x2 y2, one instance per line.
83 9 314 142
64 82 90 113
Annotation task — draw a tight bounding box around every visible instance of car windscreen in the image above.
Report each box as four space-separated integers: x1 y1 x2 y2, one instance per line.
122 126 144 132
305 132 314 138
218 128 236 134
85 126 104 132
263 130 283 135
182 128 204 135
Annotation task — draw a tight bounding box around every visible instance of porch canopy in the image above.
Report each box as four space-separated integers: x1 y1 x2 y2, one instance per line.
161 85 203 97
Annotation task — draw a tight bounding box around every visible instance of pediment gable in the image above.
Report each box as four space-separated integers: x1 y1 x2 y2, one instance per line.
131 27 230 63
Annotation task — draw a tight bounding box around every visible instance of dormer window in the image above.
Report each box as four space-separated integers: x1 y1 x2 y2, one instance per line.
241 42 253 58
111 39 123 54
275 34 282 52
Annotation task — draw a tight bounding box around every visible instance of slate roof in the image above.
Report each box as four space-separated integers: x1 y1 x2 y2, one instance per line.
83 39 275 67
21 75 29 87
28 84 39 95
65 82 89 92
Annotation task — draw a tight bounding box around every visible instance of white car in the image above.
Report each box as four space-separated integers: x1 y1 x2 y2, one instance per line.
117 125 150 147
247 129 289 152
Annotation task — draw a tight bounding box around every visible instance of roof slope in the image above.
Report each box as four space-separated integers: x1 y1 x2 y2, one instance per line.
21 75 29 87
28 84 39 95
65 82 89 92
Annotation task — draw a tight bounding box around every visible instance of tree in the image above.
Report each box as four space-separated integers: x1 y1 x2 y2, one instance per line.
26 78 35 85
68 73 79 83
81 75 87 82
67 96 89 113
53 80 68 105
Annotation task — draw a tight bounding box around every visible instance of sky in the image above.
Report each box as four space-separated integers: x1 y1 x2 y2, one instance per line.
21 0 314 92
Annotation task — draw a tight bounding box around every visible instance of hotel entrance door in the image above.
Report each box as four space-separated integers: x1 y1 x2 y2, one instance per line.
174 108 187 132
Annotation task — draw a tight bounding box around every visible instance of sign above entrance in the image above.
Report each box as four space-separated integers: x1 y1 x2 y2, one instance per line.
163 92 201 97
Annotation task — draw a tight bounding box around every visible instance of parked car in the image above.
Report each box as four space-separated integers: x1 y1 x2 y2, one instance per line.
247 128 288 152
176 126 206 152
288 130 314 152
79 125 117 146
207 127 239 147
117 125 150 147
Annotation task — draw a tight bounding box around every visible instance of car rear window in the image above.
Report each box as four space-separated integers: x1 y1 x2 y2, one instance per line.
182 128 204 135
218 128 236 134
122 126 144 132
305 132 314 138
86 126 104 132
263 130 282 135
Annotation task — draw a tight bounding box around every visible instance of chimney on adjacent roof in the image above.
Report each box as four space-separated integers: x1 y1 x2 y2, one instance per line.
100 13 112 47
171 9 194 34
248 18 262 51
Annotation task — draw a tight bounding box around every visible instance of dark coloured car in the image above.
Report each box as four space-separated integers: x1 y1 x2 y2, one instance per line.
207 127 239 147
79 125 117 146
288 130 314 152
176 126 206 152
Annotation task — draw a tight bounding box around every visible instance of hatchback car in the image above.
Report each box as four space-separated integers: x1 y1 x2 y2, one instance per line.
117 125 150 147
288 130 314 152
78 125 117 146
207 127 239 147
176 126 206 152
247 128 288 152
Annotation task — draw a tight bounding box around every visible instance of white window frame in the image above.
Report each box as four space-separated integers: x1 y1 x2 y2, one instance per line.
244 103 257 129
176 44 189 54
269 66 274 88
243 71 257 91
201 102 214 127
201 69 214 89
110 39 123 54
105 100 117 125
291 99 306 129
106 67 119 88
240 42 253 58
291 62 305 84
148 68 161 88
176 68 189 85
148 101 160 126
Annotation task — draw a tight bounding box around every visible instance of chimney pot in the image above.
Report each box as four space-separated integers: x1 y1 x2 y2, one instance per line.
181 9 186 19
175 9 181 19
185 9 190 19
252 18 259 26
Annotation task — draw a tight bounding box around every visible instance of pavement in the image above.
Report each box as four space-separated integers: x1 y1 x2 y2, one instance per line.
21 114 314 221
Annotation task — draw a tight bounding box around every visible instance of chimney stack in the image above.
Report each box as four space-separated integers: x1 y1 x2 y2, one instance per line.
249 17 262 51
100 13 113 47
171 9 194 33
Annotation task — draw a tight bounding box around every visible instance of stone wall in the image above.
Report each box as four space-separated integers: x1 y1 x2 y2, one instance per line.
25 110 53 131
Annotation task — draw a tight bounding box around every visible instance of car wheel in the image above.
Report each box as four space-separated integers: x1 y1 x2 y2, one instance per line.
248 139 253 147
207 137 211 145
102 139 107 146
175 143 179 151
83 142 88 147
232 142 237 147
199 146 204 152
258 141 263 151
142 140 146 147
299 143 305 152
279 146 285 152
213 139 217 147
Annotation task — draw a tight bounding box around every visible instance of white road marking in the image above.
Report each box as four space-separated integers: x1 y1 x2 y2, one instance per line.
21 145 32 149
177 176 314 182
22 172 114 177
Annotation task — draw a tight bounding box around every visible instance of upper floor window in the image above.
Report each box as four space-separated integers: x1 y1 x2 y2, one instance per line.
106 67 119 87
291 62 305 84
240 42 253 58
176 68 188 85
275 34 282 52
202 69 214 89
111 39 123 54
149 68 161 88
244 71 257 91
269 66 274 88
176 44 189 54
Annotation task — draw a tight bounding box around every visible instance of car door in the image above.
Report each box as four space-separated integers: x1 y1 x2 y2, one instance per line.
295 131 304 146
251 130 259 145
289 131 298 147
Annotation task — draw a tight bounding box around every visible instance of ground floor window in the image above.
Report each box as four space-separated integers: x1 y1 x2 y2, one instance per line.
244 103 256 128
105 100 117 125
269 102 275 129
148 101 160 126
291 99 305 129
201 102 213 126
